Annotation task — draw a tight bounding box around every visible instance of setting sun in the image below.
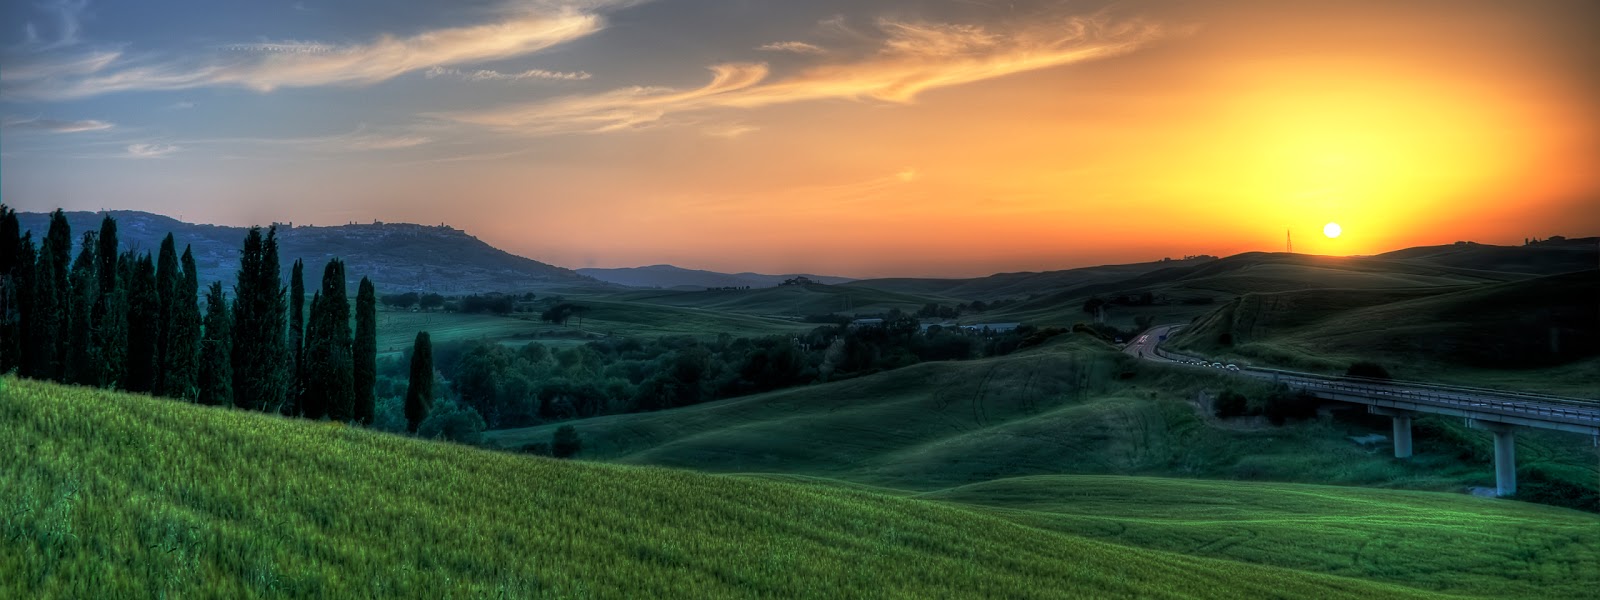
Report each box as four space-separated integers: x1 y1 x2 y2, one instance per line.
1324 223 1343 239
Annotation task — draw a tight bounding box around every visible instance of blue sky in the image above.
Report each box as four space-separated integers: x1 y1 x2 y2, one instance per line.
2 1 1596 276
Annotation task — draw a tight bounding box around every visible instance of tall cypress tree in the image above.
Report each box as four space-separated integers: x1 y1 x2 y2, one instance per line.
0 206 21 374
96 215 118 301
197 281 233 407
153 234 179 396
232 226 289 412
124 253 159 393
66 232 99 386
162 246 202 400
29 209 72 380
405 331 434 433
301 292 326 419
0 205 17 279
12 233 37 377
288 259 305 415
353 276 377 425
306 259 353 421
93 215 125 387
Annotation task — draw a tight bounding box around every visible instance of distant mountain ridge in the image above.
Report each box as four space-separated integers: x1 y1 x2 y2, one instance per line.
578 264 855 289
15 210 598 294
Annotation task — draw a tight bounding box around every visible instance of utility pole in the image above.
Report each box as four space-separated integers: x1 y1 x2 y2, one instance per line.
1286 229 1293 254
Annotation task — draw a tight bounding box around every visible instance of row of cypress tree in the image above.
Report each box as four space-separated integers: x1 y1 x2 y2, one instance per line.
0 206 384 425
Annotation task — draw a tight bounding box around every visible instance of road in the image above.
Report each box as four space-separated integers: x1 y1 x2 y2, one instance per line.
1123 325 1600 436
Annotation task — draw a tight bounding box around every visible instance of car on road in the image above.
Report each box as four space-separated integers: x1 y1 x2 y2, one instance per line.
1226 364 1240 372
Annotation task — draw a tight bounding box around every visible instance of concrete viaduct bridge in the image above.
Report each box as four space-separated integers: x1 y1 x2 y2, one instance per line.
1129 325 1600 497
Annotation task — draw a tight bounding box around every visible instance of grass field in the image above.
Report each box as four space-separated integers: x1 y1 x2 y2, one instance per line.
472 336 1599 597
1 376 1468 599
376 301 812 353
1169 270 1599 396
953 252 1516 332
605 283 948 317
918 475 1600 599
484 336 1599 501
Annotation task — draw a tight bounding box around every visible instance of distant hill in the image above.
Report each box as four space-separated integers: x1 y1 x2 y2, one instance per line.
578 264 854 289
607 281 940 317
1169 269 1600 395
1376 237 1598 275
15 210 599 294
846 258 1214 301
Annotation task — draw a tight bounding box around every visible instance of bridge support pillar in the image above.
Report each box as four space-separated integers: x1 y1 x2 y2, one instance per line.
1368 407 1414 459
1469 420 1518 497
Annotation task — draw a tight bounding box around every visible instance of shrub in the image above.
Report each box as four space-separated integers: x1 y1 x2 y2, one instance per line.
1213 389 1251 418
552 425 582 459
517 442 552 457
1345 361 1392 380
1262 385 1318 425
417 401 487 445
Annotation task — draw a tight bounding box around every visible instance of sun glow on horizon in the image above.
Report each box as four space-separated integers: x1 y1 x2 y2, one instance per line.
1324 222 1342 238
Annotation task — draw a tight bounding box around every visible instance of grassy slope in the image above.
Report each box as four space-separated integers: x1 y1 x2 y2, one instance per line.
976 252 1507 330
1376 238 1598 275
919 475 1600 600
845 259 1204 301
484 337 1595 497
605 283 946 317
1169 270 1600 396
478 337 1600 598
376 300 811 352
0 378 1445 600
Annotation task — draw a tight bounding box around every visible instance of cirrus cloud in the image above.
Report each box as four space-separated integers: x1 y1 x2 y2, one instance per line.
1 3 613 100
2 115 114 133
126 143 179 158
424 65 591 82
437 15 1167 135
758 41 825 54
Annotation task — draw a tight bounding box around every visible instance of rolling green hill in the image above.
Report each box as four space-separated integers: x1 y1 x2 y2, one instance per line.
483 335 1596 497
846 258 1210 301
375 301 813 353
605 282 947 317
961 252 1514 331
2 376 1463 599
1377 238 1598 275
477 335 1600 597
919 475 1600 600
1169 270 1600 395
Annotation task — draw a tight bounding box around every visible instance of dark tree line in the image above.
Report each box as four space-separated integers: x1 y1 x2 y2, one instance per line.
0 205 403 428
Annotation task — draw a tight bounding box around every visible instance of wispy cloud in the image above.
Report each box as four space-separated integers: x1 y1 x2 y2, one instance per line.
424 66 590 82
2 115 113 133
703 123 758 138
338 133 433 150
438 15 1166 135
2 3 613 100
0 50 120 83
22 0 88 50
757 41 825 54
126 143 178 158
180 128 434 153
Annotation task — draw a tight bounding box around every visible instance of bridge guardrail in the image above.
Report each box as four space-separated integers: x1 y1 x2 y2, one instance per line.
1265 373 1599 425
1147 334 1599 425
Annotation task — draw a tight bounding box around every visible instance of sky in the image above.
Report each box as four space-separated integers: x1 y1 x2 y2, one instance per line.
2 0 1597 278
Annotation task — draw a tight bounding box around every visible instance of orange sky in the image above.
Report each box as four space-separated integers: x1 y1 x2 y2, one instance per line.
3 0 1597 277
